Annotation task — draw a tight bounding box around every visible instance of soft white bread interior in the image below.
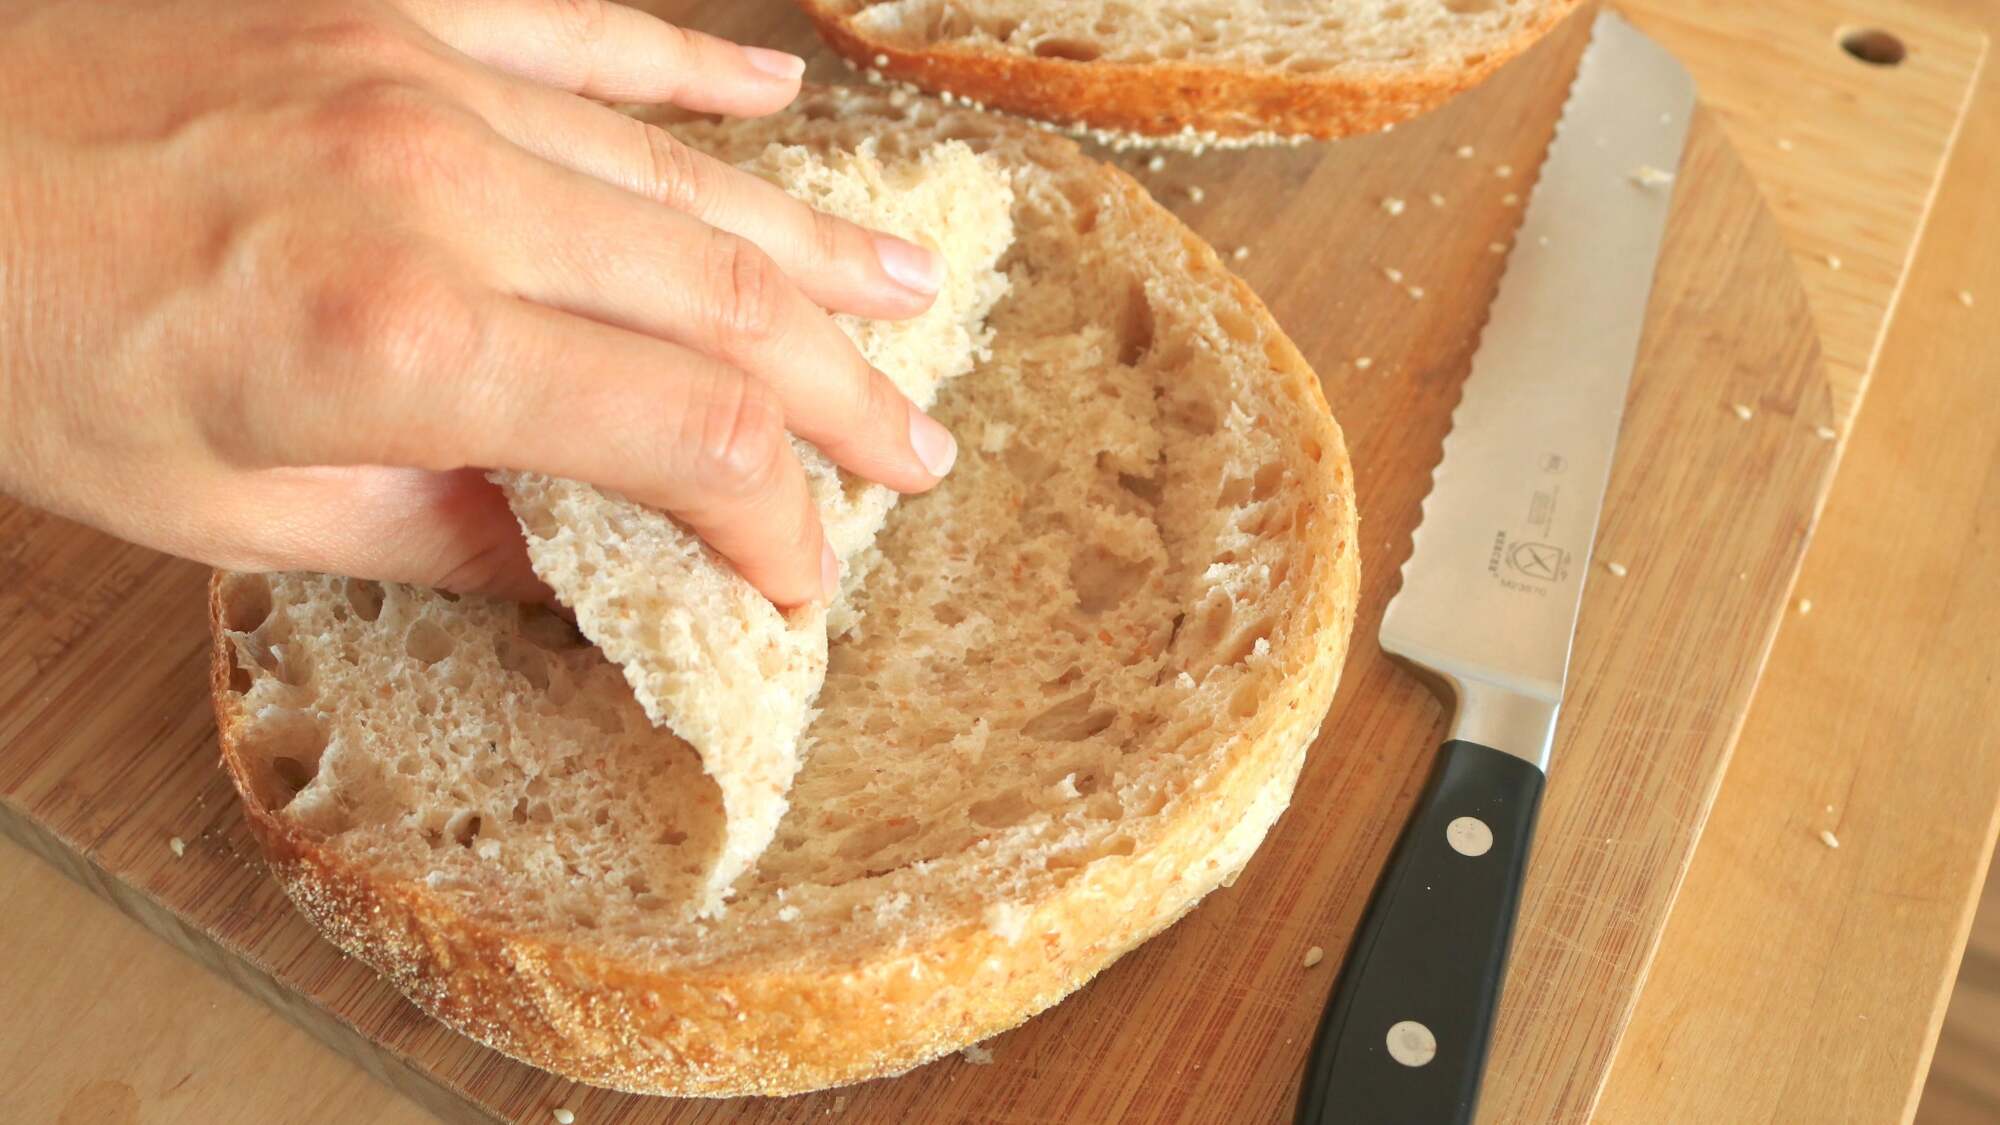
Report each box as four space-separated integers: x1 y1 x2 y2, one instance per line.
800 0 1583 144
495 141 1014 908
211 86 1359 1097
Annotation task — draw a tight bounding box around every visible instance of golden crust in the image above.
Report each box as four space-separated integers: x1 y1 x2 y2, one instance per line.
799 0 1584 142
208 105 1361 1096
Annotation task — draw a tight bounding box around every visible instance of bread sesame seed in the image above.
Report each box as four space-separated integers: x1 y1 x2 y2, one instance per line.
1818 829 1840 849
1427 191 1446 208
1604 560 1628 577
1456 144 1476 158
552 1109 576 1124
1354 357 1373 370
1798 598 1813 614
1731 403 1754 421
1303 945 1326 968
169 836 186 858
1958 290 1976 307
1496 164 1514 178
1381 196 1406 215
1815 424 1838 440
1382 266 1403 283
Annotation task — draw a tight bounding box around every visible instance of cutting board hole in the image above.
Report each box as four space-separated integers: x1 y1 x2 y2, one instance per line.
1840 28 1906 66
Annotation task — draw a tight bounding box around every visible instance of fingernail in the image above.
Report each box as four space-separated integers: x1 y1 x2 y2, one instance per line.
875 235 943 295
742 46 806 81
820 541 841 600
909 411 958 478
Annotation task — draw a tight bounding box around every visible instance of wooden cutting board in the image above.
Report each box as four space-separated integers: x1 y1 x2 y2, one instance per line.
0 4 1981 1124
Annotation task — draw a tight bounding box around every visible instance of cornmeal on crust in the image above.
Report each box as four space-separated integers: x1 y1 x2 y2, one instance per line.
211 87 1360 1096
798 0 1585 145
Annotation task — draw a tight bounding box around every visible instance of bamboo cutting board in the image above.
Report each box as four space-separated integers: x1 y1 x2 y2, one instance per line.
0 4 1983 1124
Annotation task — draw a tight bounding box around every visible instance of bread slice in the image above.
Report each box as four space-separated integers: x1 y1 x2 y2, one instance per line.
494 141 1014 910
800 0 1583 146
210 86 1359 1096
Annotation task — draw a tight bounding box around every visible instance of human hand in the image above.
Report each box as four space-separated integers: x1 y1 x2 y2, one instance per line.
0 0 959 606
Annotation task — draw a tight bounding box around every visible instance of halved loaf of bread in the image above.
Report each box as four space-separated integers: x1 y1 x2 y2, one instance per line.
800 0 1583 146
494 141 1014 910
210 86 1359 1096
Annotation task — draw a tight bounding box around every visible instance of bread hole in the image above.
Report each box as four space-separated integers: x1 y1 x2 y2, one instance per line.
623 874 651 897
1462 51 1490 67
335 577 384 623
1118 472 1164 507
405 619 455 665
1287 57 1336 74
1218 476 1253 507
510 796 530 825
1085 792 1123 820
219 573 273 633
1040 664 1084 695
273 755 315 797
1100 834 1137 857
836 816 921 862
516 503 559 540
1262 48 1289 66
1222 618 1277 666
968 790 1035 829
1022 690 1117 742
656 825 688 847
1214 308 1259 344
1383 3 1408 18
227 660 253 695
1033 37 1104 62
933 602 968 626
1071 551 1154 615
1134 787 1170 816
1252 462 1286 502
496 639 551 691
1185 592 1235 655
1230 680 1264 718
241 709 329 810
991 17 1020 41
1301 436 1324 463
447 811 482 848
1116 281 1156 366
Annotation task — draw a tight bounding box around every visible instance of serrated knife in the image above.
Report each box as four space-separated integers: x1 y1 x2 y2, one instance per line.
1294 12 1694 1125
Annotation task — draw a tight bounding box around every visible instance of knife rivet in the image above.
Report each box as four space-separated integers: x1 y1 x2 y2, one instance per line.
1446 816 1494 857
1386 1021 1438 1067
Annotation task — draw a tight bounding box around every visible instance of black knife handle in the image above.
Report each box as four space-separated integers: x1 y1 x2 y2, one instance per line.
1295 740 1546 1125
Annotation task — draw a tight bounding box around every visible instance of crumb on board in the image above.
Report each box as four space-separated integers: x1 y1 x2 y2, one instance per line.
1819 829 1841 850
1354 356 1374 370
1146 154 1166 172
1406 285 1425 300
1777 137 1797 151
1731 403 1755 421
1456 144 1476 158
1488 241 1507 254
1382 266 1404 283
1628 164 1676 189
1502 192 1521 206
1798 598 1813 615
168 836 186 858
1428 191 1446 208
1815 424 1838 440
1660 112 1673 125
1958 290 1976 307
1186 185 1205 204
1496 163 1514 178
1381 196 1406 215
1303 945 1326 968
552 1108 575 1124
1604 560 1629 578
961 1043 996 1066
1825 253 1843 270
1232 246 1250 262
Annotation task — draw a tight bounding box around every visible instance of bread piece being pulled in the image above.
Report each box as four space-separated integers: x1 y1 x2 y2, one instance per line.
495 141 1014 907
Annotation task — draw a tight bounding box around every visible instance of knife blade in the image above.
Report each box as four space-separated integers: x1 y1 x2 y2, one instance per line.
1295 11 1695 1124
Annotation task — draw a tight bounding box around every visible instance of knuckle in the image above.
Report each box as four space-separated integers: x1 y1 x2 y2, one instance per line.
635 122 708 213
694 381 787 500
293 17 421 69
702 232 783 351
550 0 611 49
308 79 474 192
305 254 486 457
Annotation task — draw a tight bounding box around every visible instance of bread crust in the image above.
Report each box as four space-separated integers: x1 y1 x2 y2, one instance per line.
798 0 1584 142
208 100 1361 1096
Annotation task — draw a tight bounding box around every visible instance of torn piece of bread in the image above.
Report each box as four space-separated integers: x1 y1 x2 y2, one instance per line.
801 0 1584 145
495 141 1014 907
211 86 1359 1097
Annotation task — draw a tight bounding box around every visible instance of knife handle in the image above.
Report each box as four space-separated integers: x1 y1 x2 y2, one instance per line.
1295 740 1546 1125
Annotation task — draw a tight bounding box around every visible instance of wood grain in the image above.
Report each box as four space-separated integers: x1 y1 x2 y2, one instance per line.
0 4 1979 1124
1921 854 2000 1124
1599 8 2000 1115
